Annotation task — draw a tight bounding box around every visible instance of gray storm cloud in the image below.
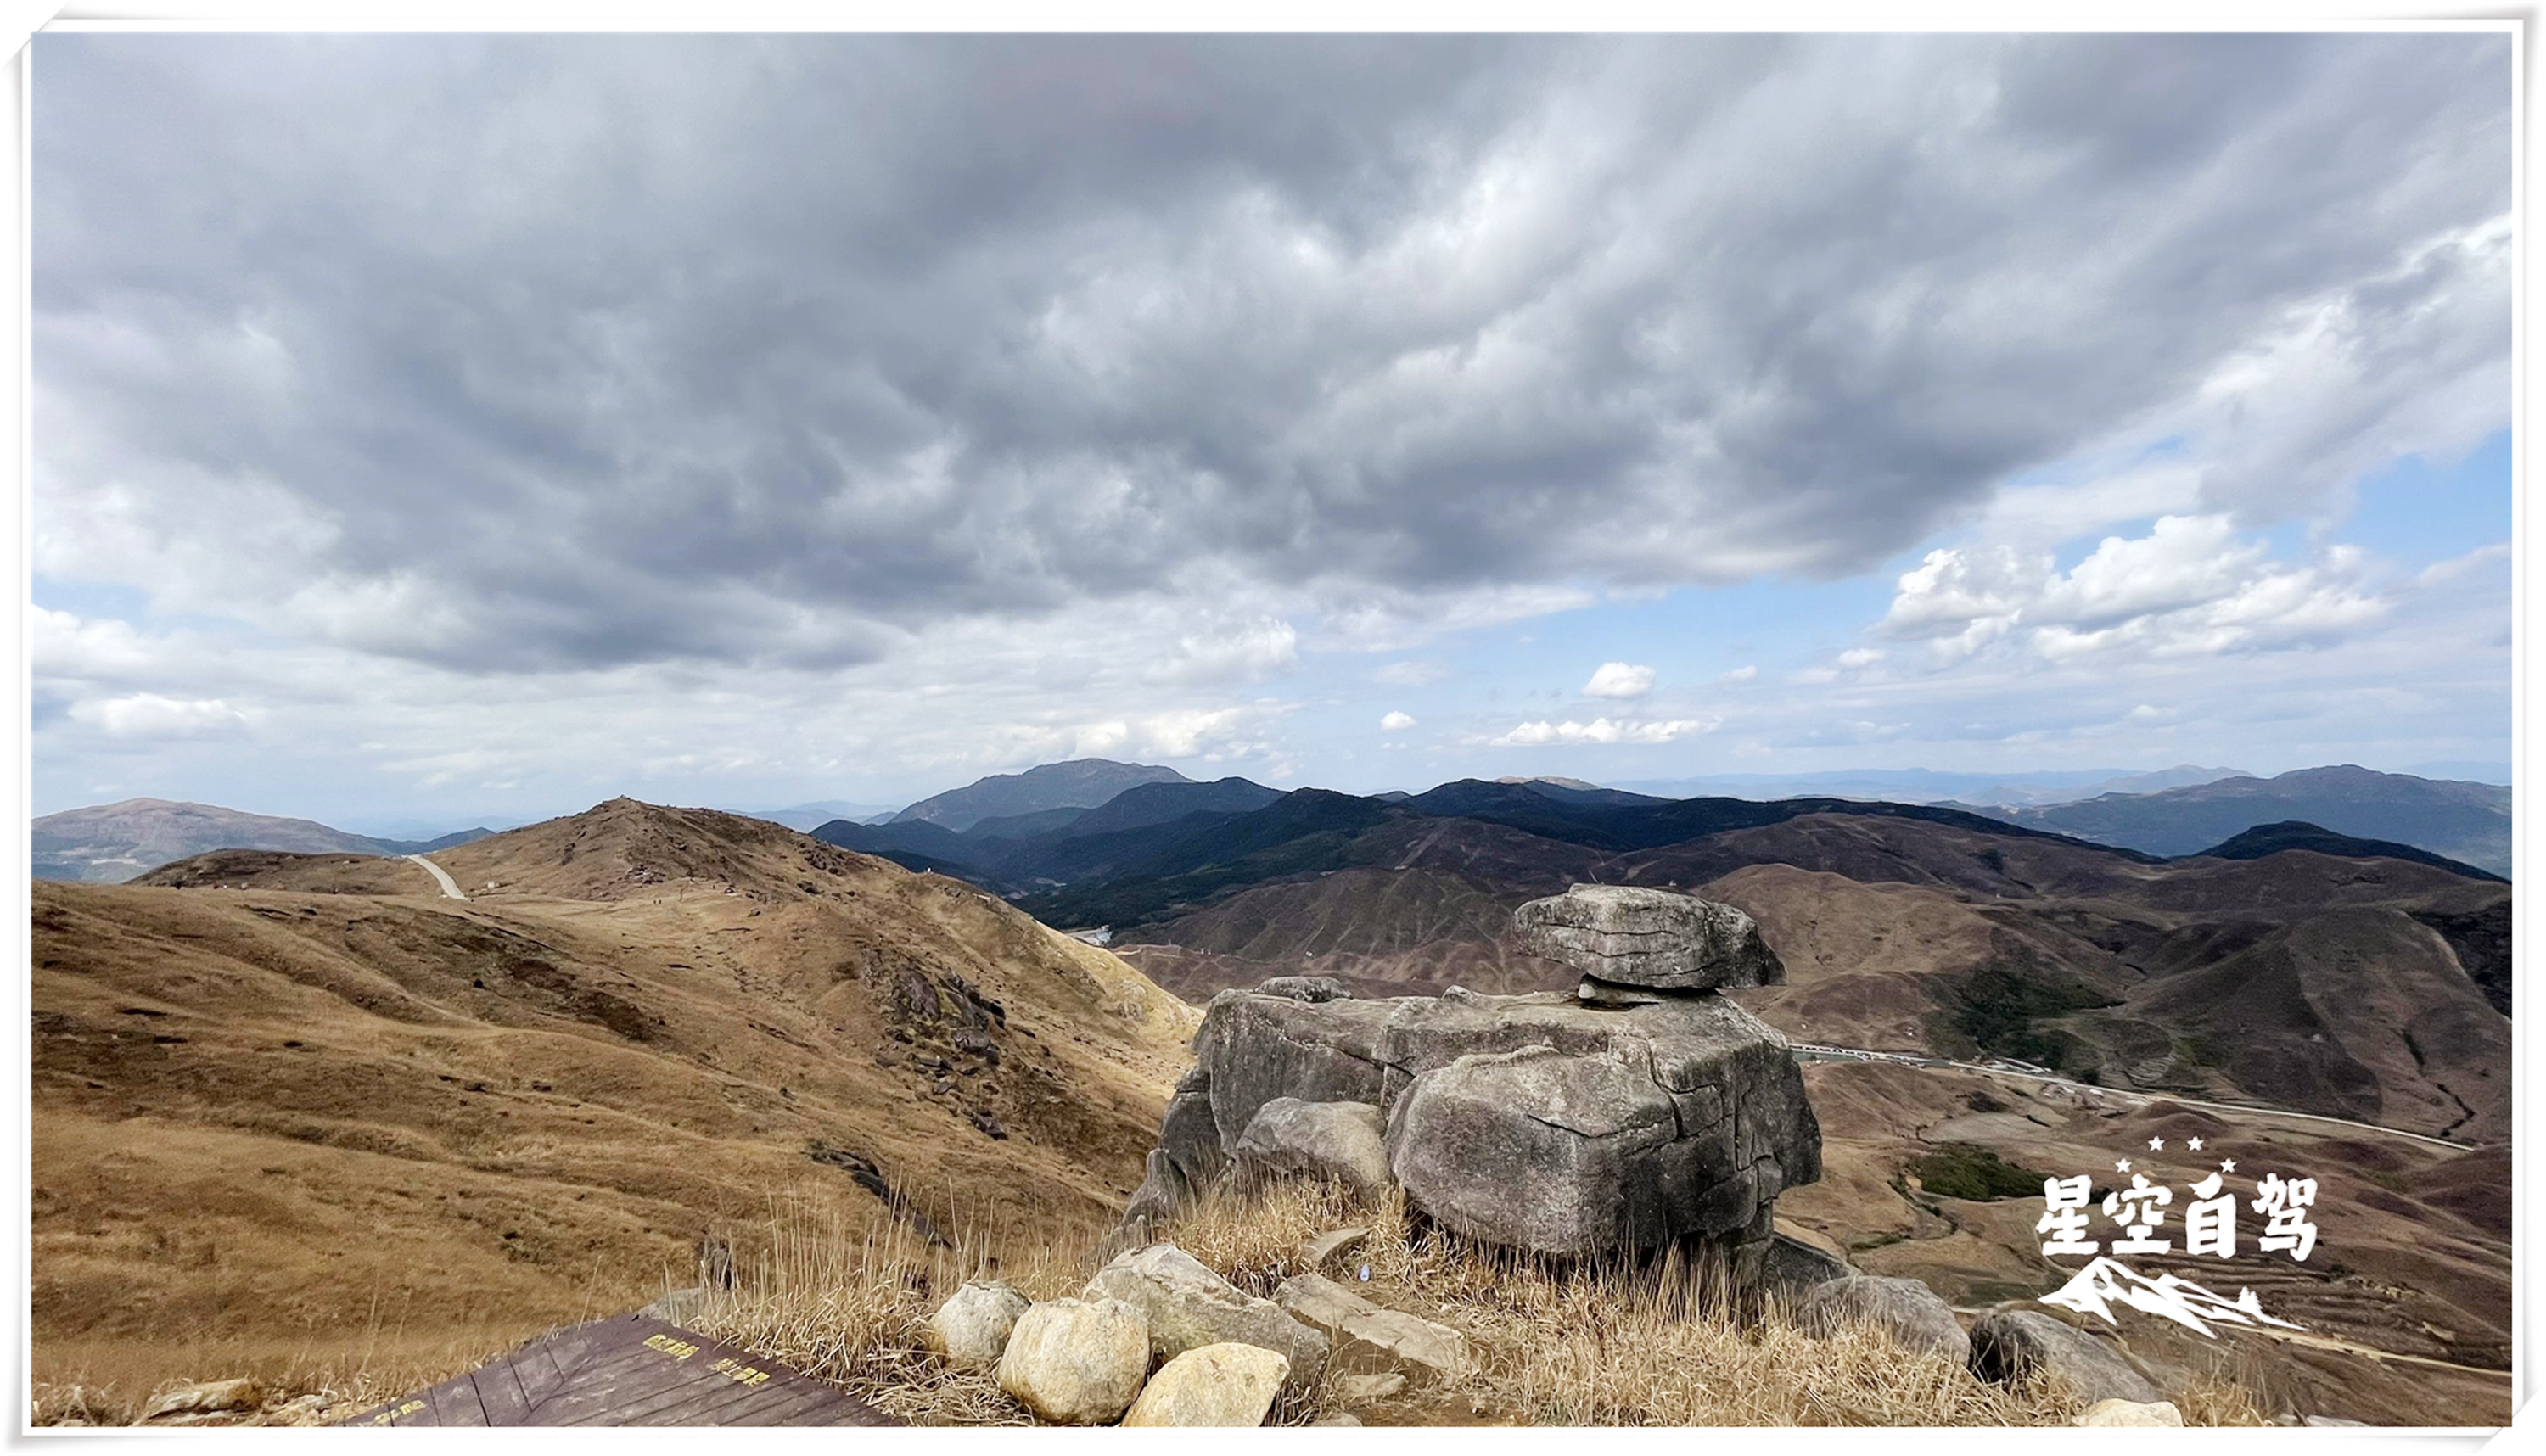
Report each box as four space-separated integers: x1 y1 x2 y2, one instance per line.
34 32 2510 675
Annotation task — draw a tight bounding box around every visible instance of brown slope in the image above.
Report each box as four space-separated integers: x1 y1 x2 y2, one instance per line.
1705 865 2135 1055
2128 907 2509 1142
31 799 1197 1400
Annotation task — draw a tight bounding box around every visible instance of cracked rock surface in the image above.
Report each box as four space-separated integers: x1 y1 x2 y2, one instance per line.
1513 884 1784 991
1150 984 1820 1261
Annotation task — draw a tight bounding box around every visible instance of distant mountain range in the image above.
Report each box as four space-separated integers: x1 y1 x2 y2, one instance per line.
731 800 905 832
809 764 2506 1145
31 798 493 884
888 758 1191 832
1966 765 2510 876
1617 764 2255 808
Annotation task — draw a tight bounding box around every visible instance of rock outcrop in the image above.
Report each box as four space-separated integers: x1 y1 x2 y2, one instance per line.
1122 889 1820 1276
1082 1243 1328 1392
1119 1343 1290 1427
995 1297 1151 1425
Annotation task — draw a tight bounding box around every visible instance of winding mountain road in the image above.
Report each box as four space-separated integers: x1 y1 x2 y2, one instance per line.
406 854 468 901
1790 1042 2476 1153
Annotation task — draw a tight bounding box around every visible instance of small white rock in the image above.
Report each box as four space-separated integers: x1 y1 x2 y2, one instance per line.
928 1280 1031 1371
2076 1397 2184 1427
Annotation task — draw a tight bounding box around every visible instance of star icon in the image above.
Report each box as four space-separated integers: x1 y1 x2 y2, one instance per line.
2188 1137 2204 1151
2220 1158 2236 1173
2148 1136 2164 1151
2116 1158 2133 1173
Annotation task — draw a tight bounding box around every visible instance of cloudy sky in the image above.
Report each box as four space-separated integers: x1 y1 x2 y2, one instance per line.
31 31 2512 831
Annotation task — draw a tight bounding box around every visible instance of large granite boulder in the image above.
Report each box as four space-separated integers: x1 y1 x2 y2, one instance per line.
1082 1243 1328 1392
1968 1308 2163 1405
1513 884 1783 992
1158 986 1816 1265
1231 1098 1390 1203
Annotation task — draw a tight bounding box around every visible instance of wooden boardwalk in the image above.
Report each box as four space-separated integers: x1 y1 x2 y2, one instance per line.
338 1313 895 1427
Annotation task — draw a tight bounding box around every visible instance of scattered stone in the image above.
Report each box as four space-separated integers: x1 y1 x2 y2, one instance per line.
1119 1343 1290 1427
640 1285 709 1324
1573 977 1672 1007
1253 976 1347 1002
1274 1272 1476 1382
1083 1243 1327 1392
1967 1308 2163 1406
2077 1398 2184 1427
2302 1415 2370 1428
969 1109 1009 1140
1232 1098 1391 1202
144 1380 261 1420
1301 1226 1371 1272
995 1297 1152 1426
1333 1372 1406 1403
1797 1275 1971 1364
928 1280 1031 1371
1313 1414 1364 1426
1512 884 1783 992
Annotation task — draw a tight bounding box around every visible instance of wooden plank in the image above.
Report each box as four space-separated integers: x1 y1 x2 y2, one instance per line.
337 1315 895 1428
468 1354 536 1426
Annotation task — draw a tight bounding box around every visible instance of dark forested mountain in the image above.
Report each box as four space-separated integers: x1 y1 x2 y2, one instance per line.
887 759 1189 832
1984 765 2510 875
2193 820 2505 882
810 766 2515 1145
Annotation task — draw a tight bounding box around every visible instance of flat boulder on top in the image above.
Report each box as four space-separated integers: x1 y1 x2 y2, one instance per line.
1083 1243 1327 1392
1231 1098 1391 1203
1968 1308 2163 1406
1797 1275 1971 1364
1119 1343 1291 1427
1513 884 1782 991
995 1297 1150 1426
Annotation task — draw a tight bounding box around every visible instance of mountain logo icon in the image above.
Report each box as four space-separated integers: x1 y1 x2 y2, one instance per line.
2040 1257 2306 1339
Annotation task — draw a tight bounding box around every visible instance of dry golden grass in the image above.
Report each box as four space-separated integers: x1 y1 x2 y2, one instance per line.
681 1178 2268 1427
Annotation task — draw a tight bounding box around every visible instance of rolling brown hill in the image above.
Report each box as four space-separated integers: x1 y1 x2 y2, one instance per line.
1108 811 2510 1145
32 798 1198 1403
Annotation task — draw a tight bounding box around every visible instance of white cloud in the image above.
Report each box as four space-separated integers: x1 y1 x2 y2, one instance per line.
67 692 250 739
1881 515 2391 666
1489 715 1718 746
1718 664 1758 685
1155 617 1299 684
1834 647 1886 669
1581 661 1655 699
1379 710 1417 731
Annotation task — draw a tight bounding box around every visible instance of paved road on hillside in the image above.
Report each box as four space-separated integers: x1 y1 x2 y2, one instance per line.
1792 1042 2476 1153
407 854 468 901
